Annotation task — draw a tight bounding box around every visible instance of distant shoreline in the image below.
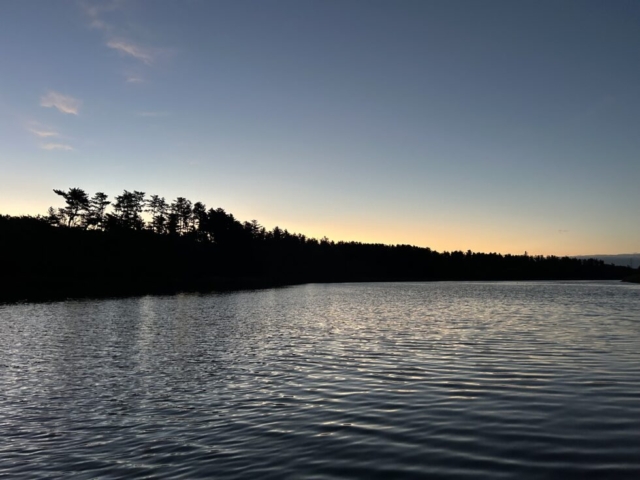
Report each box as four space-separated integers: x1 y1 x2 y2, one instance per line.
2 189 635 304
1 276 634 305
623 274 640 284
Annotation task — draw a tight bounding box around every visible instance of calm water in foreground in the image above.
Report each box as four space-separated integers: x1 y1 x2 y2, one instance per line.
1 281 639 479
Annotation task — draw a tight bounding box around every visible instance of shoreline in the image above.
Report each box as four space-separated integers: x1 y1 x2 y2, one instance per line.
623 274 640 284
1 275 633 305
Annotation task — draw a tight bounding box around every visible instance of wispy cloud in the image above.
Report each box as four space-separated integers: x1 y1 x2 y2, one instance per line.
29 127 59 138
40 91 81 115
26 122 71 149
41 143 74 151
126 75 144 83
81 1 170 70
107 39 155 65
136 111 169 117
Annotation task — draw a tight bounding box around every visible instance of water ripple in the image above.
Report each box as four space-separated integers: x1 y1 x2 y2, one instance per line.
1 281 640 478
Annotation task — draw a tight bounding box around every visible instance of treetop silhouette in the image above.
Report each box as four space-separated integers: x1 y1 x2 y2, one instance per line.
0 186 633 302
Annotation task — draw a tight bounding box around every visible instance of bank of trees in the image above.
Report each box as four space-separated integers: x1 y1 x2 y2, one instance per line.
46 187 280 246
0 187 634 302
46 187 335 252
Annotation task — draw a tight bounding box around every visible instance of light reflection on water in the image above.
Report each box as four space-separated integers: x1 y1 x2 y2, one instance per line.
1 281 640 479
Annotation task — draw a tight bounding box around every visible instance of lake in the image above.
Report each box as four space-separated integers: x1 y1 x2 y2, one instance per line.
1 281 639 479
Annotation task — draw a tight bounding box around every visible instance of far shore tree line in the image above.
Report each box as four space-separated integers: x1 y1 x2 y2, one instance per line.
27 187 640 266
0 186 636 302
47 187 315 246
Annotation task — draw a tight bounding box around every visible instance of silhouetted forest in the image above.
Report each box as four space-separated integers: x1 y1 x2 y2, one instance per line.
1 188 635 302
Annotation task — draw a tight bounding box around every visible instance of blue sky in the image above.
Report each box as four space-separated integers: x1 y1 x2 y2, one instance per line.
1 0 639 255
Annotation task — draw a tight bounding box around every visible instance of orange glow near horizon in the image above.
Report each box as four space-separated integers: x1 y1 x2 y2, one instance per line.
257 216 635 257
2 197 637 258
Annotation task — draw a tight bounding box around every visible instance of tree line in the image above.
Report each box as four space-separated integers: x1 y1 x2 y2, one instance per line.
46 187 311 247
0 187 635 302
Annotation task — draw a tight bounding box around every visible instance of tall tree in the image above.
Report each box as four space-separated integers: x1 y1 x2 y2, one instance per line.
244 219 264 241
46 206 60 227
85 192 110 230
192 201 208 240
113 190 146 230
53 188 90 227
146 195 169 234
171 197 192 234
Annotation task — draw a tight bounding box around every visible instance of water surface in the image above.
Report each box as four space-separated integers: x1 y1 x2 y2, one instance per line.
1 281 639 478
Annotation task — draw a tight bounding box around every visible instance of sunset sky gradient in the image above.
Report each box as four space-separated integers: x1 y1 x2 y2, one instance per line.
1 1 639 255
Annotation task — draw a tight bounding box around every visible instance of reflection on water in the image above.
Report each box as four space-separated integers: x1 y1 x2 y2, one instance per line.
1 281 640 478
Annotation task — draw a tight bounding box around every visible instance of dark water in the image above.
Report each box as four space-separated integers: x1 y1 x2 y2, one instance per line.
1 281 640 479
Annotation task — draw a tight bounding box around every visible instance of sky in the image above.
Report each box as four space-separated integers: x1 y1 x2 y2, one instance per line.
1 0 639 256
